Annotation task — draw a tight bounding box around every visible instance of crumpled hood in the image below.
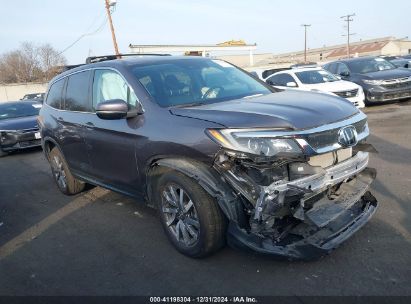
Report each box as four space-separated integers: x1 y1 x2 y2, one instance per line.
0 115 38 131
170 91 359 130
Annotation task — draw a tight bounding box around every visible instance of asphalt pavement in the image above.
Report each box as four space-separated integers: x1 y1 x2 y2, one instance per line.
0 101 410 296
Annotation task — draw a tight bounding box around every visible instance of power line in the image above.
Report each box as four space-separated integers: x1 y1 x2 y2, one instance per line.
341 13 356 58
58 9 108 55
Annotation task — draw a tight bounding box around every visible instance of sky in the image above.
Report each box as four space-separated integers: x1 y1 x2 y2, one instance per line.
1 0 410 64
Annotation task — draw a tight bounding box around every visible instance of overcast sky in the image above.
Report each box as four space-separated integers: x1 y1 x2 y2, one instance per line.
1 0 410 64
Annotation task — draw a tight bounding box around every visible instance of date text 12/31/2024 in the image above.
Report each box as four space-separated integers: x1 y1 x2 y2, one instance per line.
149 297 258 303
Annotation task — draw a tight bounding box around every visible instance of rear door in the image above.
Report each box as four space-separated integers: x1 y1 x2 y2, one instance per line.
58 70 93 175
83 68 142 195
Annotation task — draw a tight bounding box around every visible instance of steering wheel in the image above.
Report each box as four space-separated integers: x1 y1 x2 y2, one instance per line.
202 86 224 100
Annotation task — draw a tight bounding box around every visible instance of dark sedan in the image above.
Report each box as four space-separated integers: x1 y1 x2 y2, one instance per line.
389 58 411 69
0 100 42 157
324 56 411 104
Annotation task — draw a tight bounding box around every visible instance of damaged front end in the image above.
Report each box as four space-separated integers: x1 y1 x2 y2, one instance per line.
207 112 378 260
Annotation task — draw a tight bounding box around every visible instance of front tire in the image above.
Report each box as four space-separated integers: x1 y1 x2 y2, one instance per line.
49 147 85 195
154 169 226 258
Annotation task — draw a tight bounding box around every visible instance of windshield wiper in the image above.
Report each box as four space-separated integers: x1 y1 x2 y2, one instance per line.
171 102 206 108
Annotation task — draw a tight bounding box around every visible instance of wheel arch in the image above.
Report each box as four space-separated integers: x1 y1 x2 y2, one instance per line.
147 157 243 223
42 137 61 161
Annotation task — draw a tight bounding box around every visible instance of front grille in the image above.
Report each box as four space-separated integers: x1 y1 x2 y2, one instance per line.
18 128 39 134
381 77 411 90
333 89 358 98
305 119 367 151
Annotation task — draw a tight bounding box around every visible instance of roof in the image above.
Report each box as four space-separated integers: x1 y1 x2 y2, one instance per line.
337 56 380 63
326 41 390 58
49 56 217 84
274 67 322 74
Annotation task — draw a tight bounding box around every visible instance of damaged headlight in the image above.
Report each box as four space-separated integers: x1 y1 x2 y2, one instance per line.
207 129 302 157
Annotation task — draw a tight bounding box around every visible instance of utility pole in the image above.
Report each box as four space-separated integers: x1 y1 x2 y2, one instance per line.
341 13 356 58
105 0 120 57
301 24 311 63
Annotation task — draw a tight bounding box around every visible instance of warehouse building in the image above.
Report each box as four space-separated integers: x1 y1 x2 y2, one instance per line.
256 36 411 67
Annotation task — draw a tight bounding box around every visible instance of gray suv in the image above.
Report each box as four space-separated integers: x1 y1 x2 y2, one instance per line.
39 55 378 260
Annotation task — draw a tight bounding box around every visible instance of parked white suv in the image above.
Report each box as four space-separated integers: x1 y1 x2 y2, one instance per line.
265 67 365 108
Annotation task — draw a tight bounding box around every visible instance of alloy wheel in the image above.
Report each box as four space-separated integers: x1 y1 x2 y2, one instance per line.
161 184 200 246
52 155 67 191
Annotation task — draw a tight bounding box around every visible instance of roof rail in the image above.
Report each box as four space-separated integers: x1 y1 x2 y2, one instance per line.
85 53 171 64
61 64 85 72
290 62 318 69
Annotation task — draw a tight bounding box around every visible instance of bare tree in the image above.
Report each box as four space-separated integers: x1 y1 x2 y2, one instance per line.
0 42 67 84
38 43 67 81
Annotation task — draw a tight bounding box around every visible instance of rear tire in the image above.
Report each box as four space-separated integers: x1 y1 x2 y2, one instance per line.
49 147 85 195
154 169 226 258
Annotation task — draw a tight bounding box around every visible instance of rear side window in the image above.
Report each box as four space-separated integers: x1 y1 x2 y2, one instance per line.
92 69 138 110
46 79 65 109
65 70 91 112
267 73 296 86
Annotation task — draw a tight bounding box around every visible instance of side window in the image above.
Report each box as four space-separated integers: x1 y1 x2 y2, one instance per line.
46 79 65 109
92 69 138 110
325 63 337 74
267 74 281 85
336 63 350 75
268 74 296 86
65 70 91 112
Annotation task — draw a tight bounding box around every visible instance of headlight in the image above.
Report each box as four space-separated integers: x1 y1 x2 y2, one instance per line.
207 129 302 157
363 79 384 85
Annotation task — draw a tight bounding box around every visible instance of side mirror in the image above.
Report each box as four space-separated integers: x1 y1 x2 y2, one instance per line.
286 81 297 87
339 71 350 77
266 79 275 86
96 99 129 120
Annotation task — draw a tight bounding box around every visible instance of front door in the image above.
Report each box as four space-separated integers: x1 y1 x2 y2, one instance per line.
84 69 143 195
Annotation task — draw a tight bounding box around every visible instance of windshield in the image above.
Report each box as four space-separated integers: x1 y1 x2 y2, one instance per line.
131 59 272 107
295 70 339 84
0 102 41 120
347 58 397 74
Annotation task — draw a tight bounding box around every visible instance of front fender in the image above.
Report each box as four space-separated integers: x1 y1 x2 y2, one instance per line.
150 158 244 223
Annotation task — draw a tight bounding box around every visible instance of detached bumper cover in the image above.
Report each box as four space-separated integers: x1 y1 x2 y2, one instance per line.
227 165 378 260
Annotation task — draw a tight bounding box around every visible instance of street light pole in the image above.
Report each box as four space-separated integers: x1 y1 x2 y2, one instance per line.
301 24 311 63
105 0 120 57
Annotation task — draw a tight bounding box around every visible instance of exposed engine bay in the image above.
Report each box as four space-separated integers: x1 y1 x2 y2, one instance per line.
213 142 378 260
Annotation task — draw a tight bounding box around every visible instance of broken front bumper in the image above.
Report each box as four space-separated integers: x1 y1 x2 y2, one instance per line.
225 152 378 260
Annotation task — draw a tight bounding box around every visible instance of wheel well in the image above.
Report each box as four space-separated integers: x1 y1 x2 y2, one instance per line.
44 140 56 158
146 158 242 222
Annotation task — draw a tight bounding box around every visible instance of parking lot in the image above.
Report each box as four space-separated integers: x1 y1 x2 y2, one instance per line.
0 101 410 296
